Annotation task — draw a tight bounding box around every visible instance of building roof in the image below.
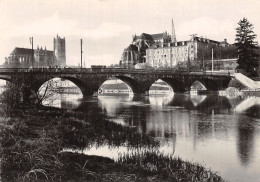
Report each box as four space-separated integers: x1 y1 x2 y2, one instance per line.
141 33 153 41
194 36 220 44
11 47 53 56
136 33 154 41
125 44 139 51
151 33 164 40
135 33 165 41
147 44 159 49
11 47 33 55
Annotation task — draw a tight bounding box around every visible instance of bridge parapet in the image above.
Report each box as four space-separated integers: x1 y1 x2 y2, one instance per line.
0 68 232 97
0 68 231 76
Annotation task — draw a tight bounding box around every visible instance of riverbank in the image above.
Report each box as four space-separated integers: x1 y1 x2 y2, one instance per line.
0 105 225 181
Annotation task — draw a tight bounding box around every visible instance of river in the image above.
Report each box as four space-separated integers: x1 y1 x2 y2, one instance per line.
44 92 260 182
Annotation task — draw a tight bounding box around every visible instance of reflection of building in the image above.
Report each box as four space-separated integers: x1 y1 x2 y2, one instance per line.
4 35 66 68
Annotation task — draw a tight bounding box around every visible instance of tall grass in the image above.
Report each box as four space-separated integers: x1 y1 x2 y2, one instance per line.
0 105 225 181
117 151 225 182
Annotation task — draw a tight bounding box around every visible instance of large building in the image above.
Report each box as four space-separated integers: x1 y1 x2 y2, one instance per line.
54 35 66 67
146 36 237 69
120 20 238 69
120 32 171 68
4 35 66 68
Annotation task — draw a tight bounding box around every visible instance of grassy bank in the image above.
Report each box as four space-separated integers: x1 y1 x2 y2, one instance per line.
0 106 225 181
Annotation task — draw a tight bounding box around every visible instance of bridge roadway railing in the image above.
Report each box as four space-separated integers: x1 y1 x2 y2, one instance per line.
0 68 231 76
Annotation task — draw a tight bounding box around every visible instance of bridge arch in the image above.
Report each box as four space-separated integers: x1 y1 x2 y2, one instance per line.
36 75 146 97
159 77 186 93
31 75 91 99
0 76 12 82
37 77 83 100
197 78 219 91
61 76 89 95
0 79 7 94
148 79 174 95
98 79 133 95
190 80 207 91
114 76 141 94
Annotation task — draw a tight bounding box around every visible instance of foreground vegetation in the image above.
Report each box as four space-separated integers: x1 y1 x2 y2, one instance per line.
0 104 226 182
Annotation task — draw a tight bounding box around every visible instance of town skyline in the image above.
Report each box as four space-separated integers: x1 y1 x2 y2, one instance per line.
0 0 260 67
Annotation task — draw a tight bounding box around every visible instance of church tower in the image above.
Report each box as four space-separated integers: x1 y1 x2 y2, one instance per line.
54 34 66 67
171 19 177 43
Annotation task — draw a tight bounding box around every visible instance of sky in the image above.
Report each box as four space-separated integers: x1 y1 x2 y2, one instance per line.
0 0 260 67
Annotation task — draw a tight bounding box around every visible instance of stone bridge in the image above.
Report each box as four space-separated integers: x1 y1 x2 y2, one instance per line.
0 68 232 97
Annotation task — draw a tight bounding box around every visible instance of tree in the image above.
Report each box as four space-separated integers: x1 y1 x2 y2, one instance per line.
0 73 61 114
34 78 60 107
235 17 259 73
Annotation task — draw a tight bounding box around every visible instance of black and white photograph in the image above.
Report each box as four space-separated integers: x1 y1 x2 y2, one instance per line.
0 0 260 181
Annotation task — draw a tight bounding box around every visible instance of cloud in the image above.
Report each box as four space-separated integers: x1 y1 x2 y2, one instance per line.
3 13 80 38
2 12 130 40
85 22 131 40
177 17 237 43
66 54 118 67
1 0 260 66
84 54 118 66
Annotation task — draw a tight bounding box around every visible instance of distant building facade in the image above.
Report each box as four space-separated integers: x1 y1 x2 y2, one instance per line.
4 35 66 68
120 20 238 69
146 36 237 68
120 32 171 68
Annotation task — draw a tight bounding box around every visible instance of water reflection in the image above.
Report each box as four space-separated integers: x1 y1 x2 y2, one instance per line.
91 94 260 182
149 94 174 108
236 116 257 167
98 95 134 116
43 93 82 110
234 97 260 114
190 95 207 107
48 93 260 182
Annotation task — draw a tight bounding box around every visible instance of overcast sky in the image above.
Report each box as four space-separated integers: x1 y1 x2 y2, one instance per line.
0 0 260 67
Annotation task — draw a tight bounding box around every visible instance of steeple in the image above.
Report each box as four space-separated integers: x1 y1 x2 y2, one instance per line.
171 19 177 43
